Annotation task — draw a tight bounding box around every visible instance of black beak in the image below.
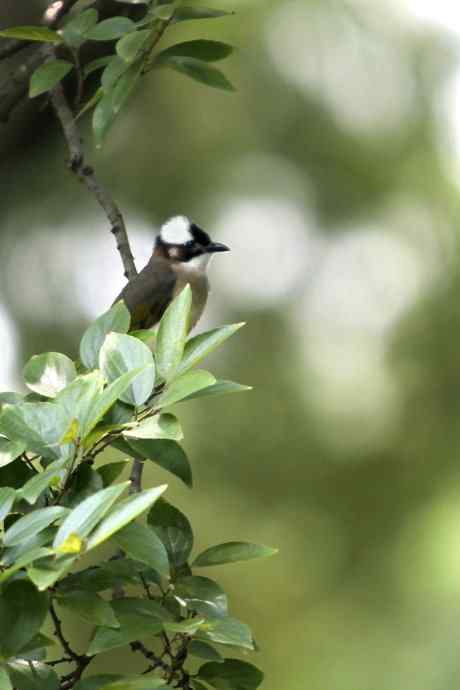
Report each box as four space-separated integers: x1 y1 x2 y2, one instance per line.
207 241 230 253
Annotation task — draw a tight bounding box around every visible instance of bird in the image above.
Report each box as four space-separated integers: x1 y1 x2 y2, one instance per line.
114 215 230 331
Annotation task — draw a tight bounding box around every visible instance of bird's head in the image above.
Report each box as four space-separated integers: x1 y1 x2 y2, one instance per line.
154 215 229 270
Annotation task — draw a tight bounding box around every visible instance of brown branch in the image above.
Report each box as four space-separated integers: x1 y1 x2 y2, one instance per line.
43 45 137 281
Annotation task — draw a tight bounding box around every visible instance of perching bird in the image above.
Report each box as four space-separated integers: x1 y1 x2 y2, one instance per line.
115 215 230 331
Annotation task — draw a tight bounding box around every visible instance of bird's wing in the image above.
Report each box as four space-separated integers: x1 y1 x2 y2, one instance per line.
114 257 177 330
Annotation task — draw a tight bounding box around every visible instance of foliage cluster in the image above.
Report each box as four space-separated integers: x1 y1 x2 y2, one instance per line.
0 0 236 145
0 286 276 690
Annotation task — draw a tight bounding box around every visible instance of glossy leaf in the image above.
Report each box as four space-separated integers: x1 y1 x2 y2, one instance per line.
159 57 235 92
74 676 124 690
116 29 150 62
193 541 278 567
148 498 193 568
86 17 136 41
164 618 205 635
179 324 244 375
183 380 252 401
80 301 131 369
27 555 76 591
86 484 167 550
7 660 59 690
111 63 142 114
98 677 166 690
29 60 73 98
97 459 129 486
24 352 77 398
1 529 55 567
123 413 183 441
113 520 169 576
0 580 48 657
155 370 215 408
93 93 116 147
57 591 119 628
0 401 70 458
53 482 129 549
0 487 15 521
197 617 254 651
0 547 53 584
189 640 223 662
0 438 25 468
87 599 163 654
0 666 12 690
156 40 234 64
172 7 234 23
100 333 155 406
0 26 62 42
198 659 263 690
152 4 176 20
176 576 228 618
125 438 192 487
83 56 112 79
4 506 68 546
62 8 99 47
101 56 129 90
156 285 192 382
19 457 68 505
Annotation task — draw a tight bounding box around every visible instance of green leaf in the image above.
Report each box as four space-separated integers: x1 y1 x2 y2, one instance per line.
0 666 12 690
0 438 25 468
164 618 205 635
0 392 23 407
97 460 129 486
100 333 155 406
155 370 215 408
74 676 124 690
98 677 166 690
93 93 116 147
101 56 129 90
0 580 48 657
111 63 142 114
18 457 68 505
29 60 73 98
152 4 177 21
0 487 15 521
179 324 245 375
116 29 150 62
59 562 141 593
24 352 77 398
62 464 104 508
62 8 99 47
0 26 62 43
57 591 119 628
17 632 55 658
189 640 223 662
156 40 234 64
1 528 55 567
183 380 252 401
83 56 112 79
193 541 278 567
172 7 234 23
198 659 263 690
87 599 163 654
125 438 192 487
0 547 54 585
86 17 136 41
0 402 70 458
156 285 192 382
80 301 131 369
4 506 68 546
197 617 254 651
159 57 234 92
123 413 183 441
27 554 76 591
113 521 169 576
175 576 228 618
53 482 129 550
148 498 193 568
7 660 59 690
86 484 167 550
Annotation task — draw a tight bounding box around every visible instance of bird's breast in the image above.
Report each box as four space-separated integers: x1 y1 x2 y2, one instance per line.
172 264 209 329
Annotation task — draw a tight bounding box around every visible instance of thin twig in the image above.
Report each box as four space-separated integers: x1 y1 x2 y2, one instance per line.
49 600 81 662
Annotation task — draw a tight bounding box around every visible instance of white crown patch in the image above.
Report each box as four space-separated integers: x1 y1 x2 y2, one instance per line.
160 216 193 245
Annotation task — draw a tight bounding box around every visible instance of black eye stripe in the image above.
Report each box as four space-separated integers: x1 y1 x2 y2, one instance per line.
190 223 211 246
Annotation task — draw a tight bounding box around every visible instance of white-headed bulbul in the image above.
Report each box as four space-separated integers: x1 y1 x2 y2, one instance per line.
115 215 230 330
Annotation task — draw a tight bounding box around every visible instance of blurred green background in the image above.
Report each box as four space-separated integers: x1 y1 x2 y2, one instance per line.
3 0 460 688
